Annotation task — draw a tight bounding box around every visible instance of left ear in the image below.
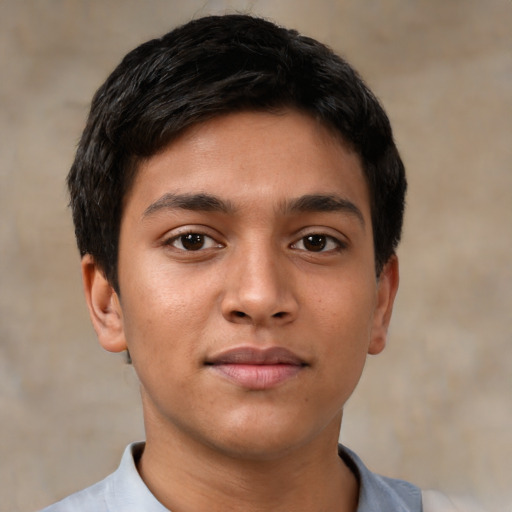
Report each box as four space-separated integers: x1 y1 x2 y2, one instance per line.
368 255 400 355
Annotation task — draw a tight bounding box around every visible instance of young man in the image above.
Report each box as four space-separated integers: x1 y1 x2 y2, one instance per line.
41 13 449 512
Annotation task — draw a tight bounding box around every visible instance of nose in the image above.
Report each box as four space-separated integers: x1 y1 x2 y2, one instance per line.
221 245 299 327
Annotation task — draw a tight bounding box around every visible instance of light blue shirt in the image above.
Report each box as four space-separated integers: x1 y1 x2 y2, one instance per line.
40 442 422 511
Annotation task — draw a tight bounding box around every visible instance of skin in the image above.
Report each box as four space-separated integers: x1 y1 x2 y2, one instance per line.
82 110 399 512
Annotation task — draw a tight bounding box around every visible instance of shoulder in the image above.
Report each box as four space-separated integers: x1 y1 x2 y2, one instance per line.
339 445 422 512
422 490 461 512
422 490 489 512
38 475 112 512
37 443 151 512
339 446 487 512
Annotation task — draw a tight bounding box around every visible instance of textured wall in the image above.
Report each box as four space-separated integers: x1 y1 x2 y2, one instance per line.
1 1 510 511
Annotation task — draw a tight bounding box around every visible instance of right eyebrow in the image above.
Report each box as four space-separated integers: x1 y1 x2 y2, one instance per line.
142 193 234 218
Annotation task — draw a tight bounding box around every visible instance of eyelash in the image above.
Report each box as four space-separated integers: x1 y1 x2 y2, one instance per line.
290 233 346 253
164 231 222 252
164 230 346 254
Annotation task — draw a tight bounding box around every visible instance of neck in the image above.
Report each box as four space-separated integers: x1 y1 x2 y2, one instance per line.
138 413 358 512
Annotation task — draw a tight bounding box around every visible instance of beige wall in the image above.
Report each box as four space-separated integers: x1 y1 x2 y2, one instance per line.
1 1 510 511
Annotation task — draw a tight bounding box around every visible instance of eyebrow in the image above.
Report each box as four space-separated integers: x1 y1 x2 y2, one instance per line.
142 192 365 227
283 194 365 227
143 193 234 217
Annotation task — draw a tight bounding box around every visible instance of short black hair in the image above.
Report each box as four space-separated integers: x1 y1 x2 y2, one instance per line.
68 14 406 291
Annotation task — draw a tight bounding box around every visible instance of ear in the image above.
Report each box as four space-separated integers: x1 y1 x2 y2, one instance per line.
81 254 127 353
368 255 400 355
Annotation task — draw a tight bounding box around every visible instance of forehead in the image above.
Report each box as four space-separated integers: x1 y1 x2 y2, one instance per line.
126 110 369 219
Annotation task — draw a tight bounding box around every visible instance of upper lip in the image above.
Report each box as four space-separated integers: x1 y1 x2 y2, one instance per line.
206 346 307 366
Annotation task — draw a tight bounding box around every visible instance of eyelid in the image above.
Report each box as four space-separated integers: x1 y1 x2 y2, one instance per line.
170 233 220 251
289 228 349 252
291 236 344 252
162 226 225 250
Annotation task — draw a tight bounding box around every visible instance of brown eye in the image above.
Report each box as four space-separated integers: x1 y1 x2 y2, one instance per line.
303 235 327 252
180 233 205 251
166 231 223 253
291 233 344 253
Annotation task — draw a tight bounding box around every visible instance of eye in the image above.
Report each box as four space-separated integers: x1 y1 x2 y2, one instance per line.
292 234 344 253
167 232 221 251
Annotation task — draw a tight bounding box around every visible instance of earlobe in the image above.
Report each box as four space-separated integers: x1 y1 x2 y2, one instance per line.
368 255 400 355
81 255 127 353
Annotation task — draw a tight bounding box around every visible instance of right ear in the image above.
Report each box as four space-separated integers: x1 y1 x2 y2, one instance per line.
81 255 127 353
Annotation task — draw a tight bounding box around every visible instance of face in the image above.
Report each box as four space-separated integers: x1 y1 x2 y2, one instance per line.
84 110 398 460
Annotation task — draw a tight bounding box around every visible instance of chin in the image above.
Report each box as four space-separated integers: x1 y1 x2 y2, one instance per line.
200 413 333 462
207 435 305 462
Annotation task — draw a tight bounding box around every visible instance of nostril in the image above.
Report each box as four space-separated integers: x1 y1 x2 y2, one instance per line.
273 311 286 318
234 311 247 318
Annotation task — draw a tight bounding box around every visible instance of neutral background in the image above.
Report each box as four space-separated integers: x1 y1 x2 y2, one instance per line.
1 1 510 511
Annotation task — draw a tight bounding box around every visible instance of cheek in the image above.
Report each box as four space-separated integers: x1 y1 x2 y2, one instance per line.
120 259 225 367
309 274 377 337
305 275 377 388
124 257 214 314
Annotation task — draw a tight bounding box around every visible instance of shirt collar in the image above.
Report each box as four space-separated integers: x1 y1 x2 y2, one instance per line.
107 442 420 512
105 442 168 512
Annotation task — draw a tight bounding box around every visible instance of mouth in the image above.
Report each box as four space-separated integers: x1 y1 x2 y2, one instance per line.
205 346 308 390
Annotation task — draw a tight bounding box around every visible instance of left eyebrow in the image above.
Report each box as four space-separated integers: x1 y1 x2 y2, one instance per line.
282 194 366 228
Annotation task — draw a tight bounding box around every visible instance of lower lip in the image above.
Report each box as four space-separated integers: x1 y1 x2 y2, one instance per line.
210 364 303 390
